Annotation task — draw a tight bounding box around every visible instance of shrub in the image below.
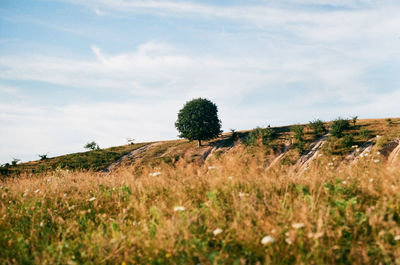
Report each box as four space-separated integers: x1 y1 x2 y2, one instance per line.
243 127 276 147
385 118 393 126
290 124 304 141
11 158 20 166
351 116 358 126
38 153 48 160
175 98 222 147
308 119 326 138
359 128 370 139
230 129 239 142
340 134 354 148
330 118 350 138
84 141 100 151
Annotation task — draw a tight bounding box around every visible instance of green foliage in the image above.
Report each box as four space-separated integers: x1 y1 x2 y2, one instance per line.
290 125 305 153
340 135 354 149
243 127 276 147
11 158 20 166
308 119 326 138
290 125 304 141
330 118 350 138
38 153 48 160
175 98 222 146
351 116 358 126
385 118 393 126
359 128 370 139
84 141 100 151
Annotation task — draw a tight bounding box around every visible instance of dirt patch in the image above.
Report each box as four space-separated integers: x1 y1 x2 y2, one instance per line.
295 133 329 172
102 143 161 174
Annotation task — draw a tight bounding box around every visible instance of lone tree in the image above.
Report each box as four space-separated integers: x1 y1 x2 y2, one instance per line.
175 98 222 146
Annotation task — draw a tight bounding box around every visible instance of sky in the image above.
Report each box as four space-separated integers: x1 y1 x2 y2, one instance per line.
0 0 400 164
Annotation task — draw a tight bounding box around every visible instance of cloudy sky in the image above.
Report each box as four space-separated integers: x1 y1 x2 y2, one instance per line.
0 0 399 163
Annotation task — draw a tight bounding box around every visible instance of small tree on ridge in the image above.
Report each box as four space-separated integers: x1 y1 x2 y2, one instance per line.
175 98 222 146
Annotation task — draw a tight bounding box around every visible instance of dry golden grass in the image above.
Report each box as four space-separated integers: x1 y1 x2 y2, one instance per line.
1 140 400 264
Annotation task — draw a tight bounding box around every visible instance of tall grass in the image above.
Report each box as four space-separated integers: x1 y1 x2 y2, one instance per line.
1 143 400 264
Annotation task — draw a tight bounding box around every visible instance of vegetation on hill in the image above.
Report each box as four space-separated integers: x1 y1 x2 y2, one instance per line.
1 118 400 264
175 98 222 146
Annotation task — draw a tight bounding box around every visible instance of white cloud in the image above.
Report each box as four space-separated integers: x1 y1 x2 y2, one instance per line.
1 0 400 163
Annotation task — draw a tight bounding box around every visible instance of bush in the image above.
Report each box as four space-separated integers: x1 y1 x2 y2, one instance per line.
308 119 326 138
385 118 393 126
290 125 304 141
359 128 370 139
38 153 48 160
330 118 350 138
243 127 276 147
341 135 354 148
351 116 358 126
84 141 100 151
11 158 20 166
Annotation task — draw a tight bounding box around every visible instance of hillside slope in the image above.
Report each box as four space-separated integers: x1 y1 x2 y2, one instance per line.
1 118 400 264
2 118 400 177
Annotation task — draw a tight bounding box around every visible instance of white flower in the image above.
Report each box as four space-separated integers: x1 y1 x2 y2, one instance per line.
208 166 217 170
213 228 223 236
394 235 400 241
328 162 334 166
373 159 380 163
228 176 233 180
261 235 275 245
239 192 249 198
89 197 96 202
292 223 305 229
174 206 185 212
342 181 347 185
285 238 293 245
34 189 40 193
369 178 374 183
149 172 162 177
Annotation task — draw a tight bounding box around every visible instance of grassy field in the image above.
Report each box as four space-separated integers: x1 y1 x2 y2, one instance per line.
1 118 400 264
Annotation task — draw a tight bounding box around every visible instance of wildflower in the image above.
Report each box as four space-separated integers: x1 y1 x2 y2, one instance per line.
292 223 305 229
208 166 217 170
285 238 293 245
342 181 347 185
394 235 400 241
149 172 162 177
40 221 44 227
174 206 185 212
213 228 223 236
261 235 275 245
228 176 233 180
328 162 334 166
89 197 96 202
369 178 374 183
239 192 249 198
373 159 380 163
34 189 40 193
165 253 172 258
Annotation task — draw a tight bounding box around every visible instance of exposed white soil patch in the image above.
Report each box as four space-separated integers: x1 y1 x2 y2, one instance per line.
295 133 329 172
102 143 161 174
266 143 290 170
345 137 376 164
388 140 400 166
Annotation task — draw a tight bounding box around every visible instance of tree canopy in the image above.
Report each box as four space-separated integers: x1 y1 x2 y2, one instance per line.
175 98 222 146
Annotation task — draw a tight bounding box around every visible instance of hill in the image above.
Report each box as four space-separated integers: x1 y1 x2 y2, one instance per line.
1 118 400 264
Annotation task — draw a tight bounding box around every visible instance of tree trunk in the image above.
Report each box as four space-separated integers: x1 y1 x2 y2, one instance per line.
198 139 202 147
